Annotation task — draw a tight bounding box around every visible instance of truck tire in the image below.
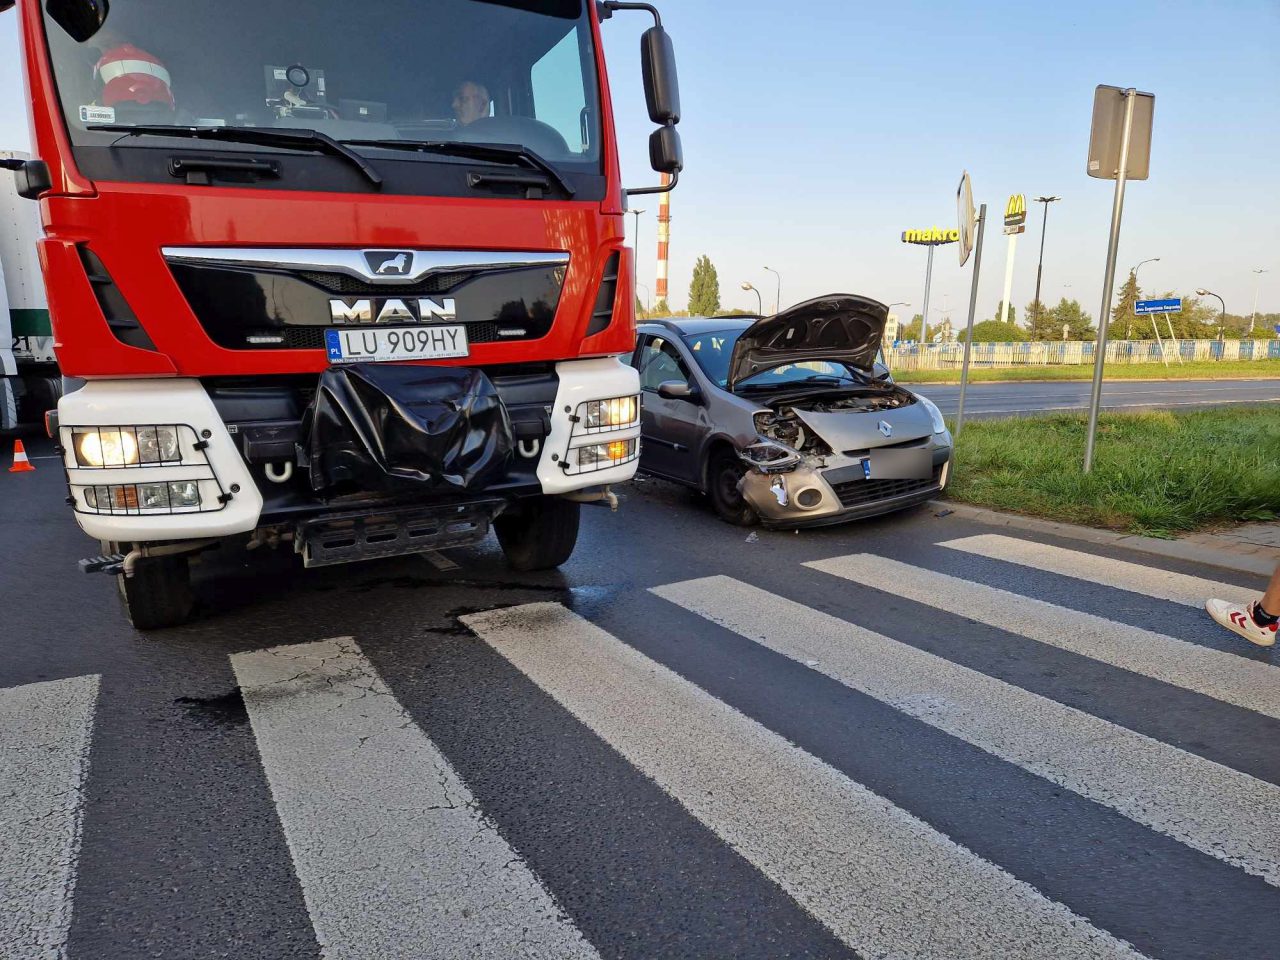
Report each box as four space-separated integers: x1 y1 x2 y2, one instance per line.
117 555 195 630
707 448 759 527
494 496 580 571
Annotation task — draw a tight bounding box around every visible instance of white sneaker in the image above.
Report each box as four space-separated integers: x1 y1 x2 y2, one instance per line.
1205 599 1278 647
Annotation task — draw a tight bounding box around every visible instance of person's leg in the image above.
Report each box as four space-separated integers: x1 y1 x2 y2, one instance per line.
1205 562 1280 647
1260 564 1280 620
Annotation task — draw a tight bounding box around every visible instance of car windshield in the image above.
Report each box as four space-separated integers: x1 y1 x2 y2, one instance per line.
682 328 875 389
43 0 602 173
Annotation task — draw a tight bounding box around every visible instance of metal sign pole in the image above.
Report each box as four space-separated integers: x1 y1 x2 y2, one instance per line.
922 244 935 336
1165 313 1182 363
955 203 987 438
1150 313 1169 368
1083 89 1137 474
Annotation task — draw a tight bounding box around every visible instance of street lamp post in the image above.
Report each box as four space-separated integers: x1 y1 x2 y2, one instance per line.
740 282 762 315
1250 268 1268 335
629 208 645 311
763 266 782 314
1197 287 1226 359
1032 196 1060 332
635 283 650 318
1126 257 1160 338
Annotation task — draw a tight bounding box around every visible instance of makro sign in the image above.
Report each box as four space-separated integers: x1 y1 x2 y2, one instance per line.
901 227 960 245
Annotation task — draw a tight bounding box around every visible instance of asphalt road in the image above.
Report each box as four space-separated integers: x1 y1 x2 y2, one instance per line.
907 376 1280 417
3 438 1280 960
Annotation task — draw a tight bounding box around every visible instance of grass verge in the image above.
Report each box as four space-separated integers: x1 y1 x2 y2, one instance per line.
898 359 1280 384
945 407 1280 537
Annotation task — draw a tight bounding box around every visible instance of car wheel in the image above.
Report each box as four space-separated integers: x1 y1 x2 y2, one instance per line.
707 448 759 527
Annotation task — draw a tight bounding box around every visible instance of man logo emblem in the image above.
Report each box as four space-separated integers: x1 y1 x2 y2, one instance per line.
878 420 893 438
364 250 413 277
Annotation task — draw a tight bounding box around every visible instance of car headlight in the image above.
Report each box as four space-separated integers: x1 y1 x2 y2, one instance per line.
73 425 181 467
578 396 640 431
918 396 948 435
740 438 801 471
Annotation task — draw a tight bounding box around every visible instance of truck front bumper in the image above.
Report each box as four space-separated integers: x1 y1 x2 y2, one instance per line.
57 357 640 544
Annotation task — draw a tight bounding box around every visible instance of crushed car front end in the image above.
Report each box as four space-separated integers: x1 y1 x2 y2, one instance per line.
736 382 952 526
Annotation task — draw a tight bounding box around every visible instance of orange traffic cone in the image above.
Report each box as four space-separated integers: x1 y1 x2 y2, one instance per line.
9 439 35 473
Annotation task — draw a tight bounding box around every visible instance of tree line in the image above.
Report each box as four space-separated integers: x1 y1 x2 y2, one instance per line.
633 257 1277 340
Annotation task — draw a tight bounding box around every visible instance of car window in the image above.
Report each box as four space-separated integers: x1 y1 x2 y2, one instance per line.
636 337 690 392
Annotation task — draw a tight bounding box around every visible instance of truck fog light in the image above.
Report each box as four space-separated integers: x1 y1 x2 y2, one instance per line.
85 484 140 511
74 428 139 467
576 438 637 466
167 481 202 507
796 487 822 508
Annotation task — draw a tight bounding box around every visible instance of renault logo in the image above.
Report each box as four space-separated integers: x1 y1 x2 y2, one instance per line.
364 250 413 277
878 420 893 438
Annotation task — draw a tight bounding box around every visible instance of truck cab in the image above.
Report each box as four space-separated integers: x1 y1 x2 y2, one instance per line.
4 0 682 627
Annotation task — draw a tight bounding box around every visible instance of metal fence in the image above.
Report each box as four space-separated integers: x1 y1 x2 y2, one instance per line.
884 339 1280 372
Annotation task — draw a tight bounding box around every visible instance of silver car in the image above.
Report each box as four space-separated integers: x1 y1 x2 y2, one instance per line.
630 294 953 527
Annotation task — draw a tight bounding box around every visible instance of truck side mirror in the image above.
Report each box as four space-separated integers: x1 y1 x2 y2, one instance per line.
640 26 680 125
648 126 682 176
45 0 109 42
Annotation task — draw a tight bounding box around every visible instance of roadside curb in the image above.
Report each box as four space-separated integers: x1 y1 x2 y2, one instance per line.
928 500 1277 579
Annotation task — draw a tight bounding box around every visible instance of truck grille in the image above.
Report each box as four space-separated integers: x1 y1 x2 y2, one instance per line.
297 271 472 295
830 467 942 508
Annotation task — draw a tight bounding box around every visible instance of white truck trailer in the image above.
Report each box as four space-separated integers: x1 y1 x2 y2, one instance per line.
1 149 58 431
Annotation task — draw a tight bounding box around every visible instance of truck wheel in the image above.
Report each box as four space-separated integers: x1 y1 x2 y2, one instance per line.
494 496 580 571
707 449 759 527
117 555 195 630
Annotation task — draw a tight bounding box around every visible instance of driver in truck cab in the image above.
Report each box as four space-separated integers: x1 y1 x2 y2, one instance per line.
452 80 490 126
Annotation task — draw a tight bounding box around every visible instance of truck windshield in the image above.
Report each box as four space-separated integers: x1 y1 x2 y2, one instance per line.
43 0 602 174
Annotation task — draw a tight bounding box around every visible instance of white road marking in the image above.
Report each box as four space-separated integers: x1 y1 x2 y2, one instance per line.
656 577 1280 888
464 602 1147 960
806 553 1280 721
421 551 459 571
0 675 100 960
941 533 1257 607
231 638 597 960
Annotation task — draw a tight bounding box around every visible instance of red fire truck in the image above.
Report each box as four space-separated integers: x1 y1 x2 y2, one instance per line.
3 0 682 627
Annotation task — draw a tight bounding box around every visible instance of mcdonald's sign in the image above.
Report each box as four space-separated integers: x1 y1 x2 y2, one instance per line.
1003 194 1027 235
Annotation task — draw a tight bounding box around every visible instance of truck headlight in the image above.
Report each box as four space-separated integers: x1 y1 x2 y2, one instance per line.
72 425 181 467
578 396 639 431
83 481 203 512
918 396 948 435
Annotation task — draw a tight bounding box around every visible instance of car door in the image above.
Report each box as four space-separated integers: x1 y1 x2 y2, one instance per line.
633 334 705 483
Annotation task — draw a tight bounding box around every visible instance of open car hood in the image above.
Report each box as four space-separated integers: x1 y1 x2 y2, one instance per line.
727 294 888 391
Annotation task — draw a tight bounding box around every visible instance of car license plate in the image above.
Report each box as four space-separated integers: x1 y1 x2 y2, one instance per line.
325 326 469 364
864 448 931 479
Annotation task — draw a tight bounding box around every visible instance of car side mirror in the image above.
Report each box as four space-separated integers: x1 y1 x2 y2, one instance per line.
657 380 700 403
45 0 109 41
872 362 893 382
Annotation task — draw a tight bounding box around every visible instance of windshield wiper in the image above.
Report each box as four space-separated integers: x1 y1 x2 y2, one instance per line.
88 124 383 188
341 139 574 198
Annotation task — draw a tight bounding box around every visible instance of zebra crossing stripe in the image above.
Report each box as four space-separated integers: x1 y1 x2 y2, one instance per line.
940 534 1254 607
805 553 1280 721
230 638 598 960
463 601 1148 960
654 576 1280 888
0 675 100 960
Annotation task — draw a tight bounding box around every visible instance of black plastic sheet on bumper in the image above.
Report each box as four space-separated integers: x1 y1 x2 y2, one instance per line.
300 363 514 495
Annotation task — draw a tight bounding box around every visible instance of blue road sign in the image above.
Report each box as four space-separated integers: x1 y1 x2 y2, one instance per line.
1135 297 1182 315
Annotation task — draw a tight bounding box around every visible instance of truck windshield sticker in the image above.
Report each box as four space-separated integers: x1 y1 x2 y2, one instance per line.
79 105 116 124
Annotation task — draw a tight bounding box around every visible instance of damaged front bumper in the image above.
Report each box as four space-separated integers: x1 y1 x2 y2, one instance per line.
738 436 953 527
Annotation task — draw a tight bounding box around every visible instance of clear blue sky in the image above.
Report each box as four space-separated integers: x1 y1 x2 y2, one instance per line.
3 0 1277 322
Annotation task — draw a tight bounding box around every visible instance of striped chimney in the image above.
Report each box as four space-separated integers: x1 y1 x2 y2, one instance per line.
655 173 672 302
